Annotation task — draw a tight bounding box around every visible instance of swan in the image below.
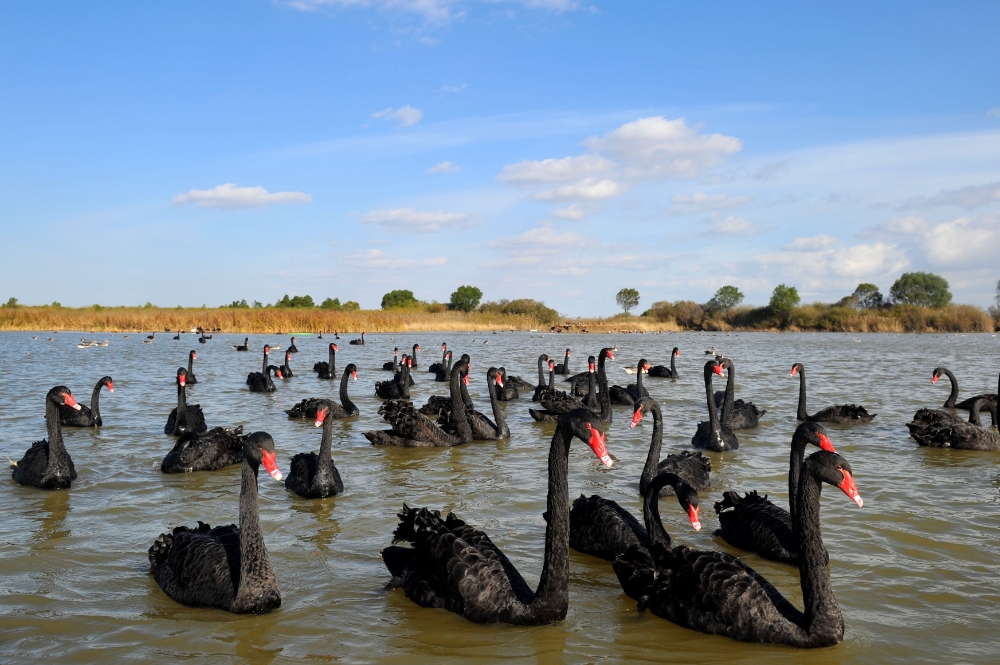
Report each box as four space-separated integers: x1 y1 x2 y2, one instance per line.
314 343 338 379
427 343 448 373
612 449 863 647
375 356 411 399
790 363 875 423
365 360 472 447
714 423 836 564
161 426 247 473
148 432 283 613
349 332 365 345
280 351 293 379
530 359 587 422
434 367 510 440
692 360 737 451
59 376 113 427
713 358 765 429
632 397 711 497
246 346 282 392
164 368 207 436
233 337 249 351
286 364 359 419
495 368 520 401
432 351 454 382
383 348 400 371
568 470 701 562
285 401 344 498
907 397 1000 450
609 359 649 406
288 337 298 353
409 343 421 368
648 347 680 378
932 366 997 413
554 348 571 375
504 357 538 394
184 350 198 384
10 387 81 489
144 332 155 344
380 409 611 623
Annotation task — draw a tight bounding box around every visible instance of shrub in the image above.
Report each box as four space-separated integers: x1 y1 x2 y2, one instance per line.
673 301 705 328
480 298 559 324
642 301 675 323
449 285 483 312
342 300 360 311
320 297 341 310
381 290 418 309
225 299 250 309
889 272 951 308
275 294 315 308
2 297 19 308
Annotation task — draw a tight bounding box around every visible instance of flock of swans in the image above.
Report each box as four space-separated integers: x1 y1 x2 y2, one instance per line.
9 334 1000 649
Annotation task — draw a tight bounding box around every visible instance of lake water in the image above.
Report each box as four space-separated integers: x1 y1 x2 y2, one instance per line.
2 330 999 664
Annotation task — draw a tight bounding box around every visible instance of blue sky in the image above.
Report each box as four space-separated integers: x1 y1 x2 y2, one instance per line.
2 1 999 315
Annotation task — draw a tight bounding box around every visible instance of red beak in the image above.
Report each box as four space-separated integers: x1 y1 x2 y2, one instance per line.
62 393 81 410
179 376 186 387
261 449 283 481
606 351 615 361
351 371 357 381
630 406 644 429
107 382 114 393
838 469 863 507
586 424 612 467
315 408 329 427
688 505 702 531
276 370 283 379
931 374 939 384
789 366 799 377
462 374 469 385
818 433 837 453
713 364 724 376
495 373 504 388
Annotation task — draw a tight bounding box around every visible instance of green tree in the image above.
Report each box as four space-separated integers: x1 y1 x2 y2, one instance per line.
2 297 19 308
616 288 640 316
275 294 315 308
225 299 250 308
705 285 744 314
449 285 483 312
381 289 418 309
889 272 951 308
769 284 800 314
848 283 883 310
342 300 360 311
252 300 263 308
320 297 342 310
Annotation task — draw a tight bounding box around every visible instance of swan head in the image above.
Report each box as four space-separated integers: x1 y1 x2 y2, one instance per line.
101 376 114 393
177 368 187 387
346 363 358 381
246 432 283 482
50 386 81 411
789 363 803 378
794 422 837 453
807 451 863 508
566 410 612 467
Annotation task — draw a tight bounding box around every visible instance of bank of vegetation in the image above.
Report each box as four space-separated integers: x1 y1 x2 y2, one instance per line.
2 272 997 333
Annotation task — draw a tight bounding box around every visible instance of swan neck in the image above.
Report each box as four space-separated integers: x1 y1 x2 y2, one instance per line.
318 409 334 468
531 420 572 619
722 363 736 424
234 459 277 612
411 345 418 367
44 397 68 474
670 350 677 377
339 369 356 414
705 366 720 428
635 362 645 392
639 403 664 496
787 439 807 524
794 467 843 643
643 472 681 547
329 347 336 376
796 367 808 420
537 355 546 386
585 369 597 410
177 381 188 417
448 368 472 442
261 349 268 374
597 354 611 422
187 354 194 376
90 380 103 424
487 374 509 438
942 369 959 407
561 350 570 376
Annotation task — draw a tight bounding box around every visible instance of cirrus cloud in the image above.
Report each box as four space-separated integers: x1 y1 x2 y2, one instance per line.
372 105 423 126
173 183 312 209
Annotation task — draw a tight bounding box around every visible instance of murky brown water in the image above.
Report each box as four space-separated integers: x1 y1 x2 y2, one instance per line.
2 331 999 663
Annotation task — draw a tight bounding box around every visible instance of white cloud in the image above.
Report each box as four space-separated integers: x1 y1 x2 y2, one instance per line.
901 181 1000 210
699 215 758 237
585 116 742 179
670 192 751 215
533 178 623 201
172 183 312 209
439 83 468 93
988 108 1000 119
428 161 460 173
551 204 585 220
753 242 909 281
497 155 613 185
423 256 447 266
923 215 1000 268
286 0 456 23
372 105 423 126
784 234 839 251
362 207 474 233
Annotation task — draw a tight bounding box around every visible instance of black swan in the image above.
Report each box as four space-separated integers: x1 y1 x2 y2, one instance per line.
409 343 421 368
632 397 711 497
314 343 338 379
149 432 283 613
286 364 359 419
198 332 208 344
612 450 864 647
383 348 400 371
176 351 197 385
712 358 765 429
648 347 680 378
568 470 700 562
933 366 997 412
427 342 448 373
714 422 836 564
173 331 181 340
365 360 472 447
280 351 294 379
164 368 207 436
10 386 80 489
691 360 737 451
530 354 551 401
530 359 588 422
349 332 365 345
593 348 615 424
59 375 113 427
495 368 520 401
554 348 571 375
247 346 282 392
380 409 611 623
790 363 875 423
433 351 454 382
907 397 1000 450
288 337 298 353
609 359 649 406
436 366 510 440
376 356 411 399
161 426 247 473
285 400 344 498
233 337 249 351
505 363 538 394
572 357 599 412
